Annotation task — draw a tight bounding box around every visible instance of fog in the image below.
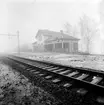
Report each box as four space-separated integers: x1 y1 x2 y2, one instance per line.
0 0 103 54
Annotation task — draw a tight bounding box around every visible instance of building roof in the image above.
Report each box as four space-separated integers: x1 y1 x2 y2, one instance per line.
36 29 79 40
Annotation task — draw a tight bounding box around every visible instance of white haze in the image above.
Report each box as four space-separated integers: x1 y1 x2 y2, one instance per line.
0 0 103 54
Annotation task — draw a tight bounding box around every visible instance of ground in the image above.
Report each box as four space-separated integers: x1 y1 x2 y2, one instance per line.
1 53 104 105
14 52 104 72
0 61 59 105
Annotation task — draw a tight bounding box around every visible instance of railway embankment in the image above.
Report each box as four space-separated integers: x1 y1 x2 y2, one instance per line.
3 55 104 105
0 58 59 105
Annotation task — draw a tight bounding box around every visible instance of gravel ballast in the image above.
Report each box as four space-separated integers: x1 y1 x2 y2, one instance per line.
1 57 104 105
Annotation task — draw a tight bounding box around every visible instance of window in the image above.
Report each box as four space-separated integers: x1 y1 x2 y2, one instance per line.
63 42 69 49
55 43 62 49
73 42 78 52
45 44 53 51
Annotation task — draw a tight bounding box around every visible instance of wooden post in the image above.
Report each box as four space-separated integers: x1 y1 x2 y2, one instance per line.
70 41 72 53
71 41 73 53
62 42 63 49
17 31 20 55
53 43 55 51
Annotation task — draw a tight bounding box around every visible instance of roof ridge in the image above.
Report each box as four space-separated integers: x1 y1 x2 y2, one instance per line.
36 29 79 40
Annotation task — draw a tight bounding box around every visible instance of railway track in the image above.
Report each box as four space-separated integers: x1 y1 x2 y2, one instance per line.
2 55 104 104
6 55 104 94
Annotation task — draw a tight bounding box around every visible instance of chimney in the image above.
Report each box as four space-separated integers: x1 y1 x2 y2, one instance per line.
60 30 63 34
60 30 64 39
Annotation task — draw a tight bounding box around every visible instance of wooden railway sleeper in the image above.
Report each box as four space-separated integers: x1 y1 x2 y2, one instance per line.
52 68 65 72
66 71 79 77
59 70 70 74
76 74 89 80
45 75 53 79
90 76 103 84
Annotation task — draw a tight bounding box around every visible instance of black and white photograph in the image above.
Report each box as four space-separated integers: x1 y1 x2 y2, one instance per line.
0 0 104 105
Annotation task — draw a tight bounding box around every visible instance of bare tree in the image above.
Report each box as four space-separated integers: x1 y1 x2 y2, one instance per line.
63 22 79 38
63 22 73 35
79 15 99 53
72 25 79 38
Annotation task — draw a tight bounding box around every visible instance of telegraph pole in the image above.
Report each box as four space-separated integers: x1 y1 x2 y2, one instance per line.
0 31 20 54
17 31 20 55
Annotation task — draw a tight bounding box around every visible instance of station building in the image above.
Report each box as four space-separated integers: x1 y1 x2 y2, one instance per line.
33 29 79 53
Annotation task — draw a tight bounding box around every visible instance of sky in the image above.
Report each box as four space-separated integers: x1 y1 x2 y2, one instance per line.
0 0 103 53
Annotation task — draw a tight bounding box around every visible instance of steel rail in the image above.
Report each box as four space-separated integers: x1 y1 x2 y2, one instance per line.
6 55 104 96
